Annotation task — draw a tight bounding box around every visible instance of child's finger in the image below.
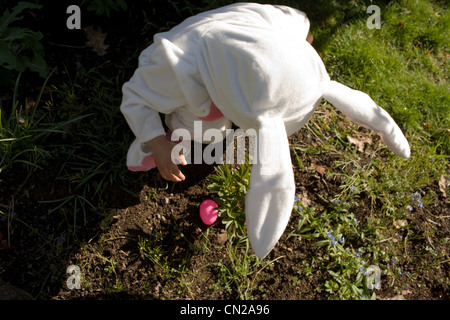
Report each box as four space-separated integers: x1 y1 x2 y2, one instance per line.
158 166 178 182
178 154 187 166
170 163 186 181
162 163 185 182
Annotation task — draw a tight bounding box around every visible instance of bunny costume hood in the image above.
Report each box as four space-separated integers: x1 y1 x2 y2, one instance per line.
121 3 410 259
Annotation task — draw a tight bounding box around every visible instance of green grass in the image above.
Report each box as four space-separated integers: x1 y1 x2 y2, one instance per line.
321 0 449 151
0 71 88 182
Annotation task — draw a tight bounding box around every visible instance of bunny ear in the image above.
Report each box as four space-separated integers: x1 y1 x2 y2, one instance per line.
323 81 410 159
245 117 295 259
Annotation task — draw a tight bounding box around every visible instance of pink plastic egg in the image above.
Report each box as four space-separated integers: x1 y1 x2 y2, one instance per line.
199 199 218 225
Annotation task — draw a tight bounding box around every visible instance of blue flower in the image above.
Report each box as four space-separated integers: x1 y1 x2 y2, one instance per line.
333 199 342 205
356 252 362 258
326 230 345 246
327 230 339 245
294 196 304 210
359 267 367 275
410 192 424 210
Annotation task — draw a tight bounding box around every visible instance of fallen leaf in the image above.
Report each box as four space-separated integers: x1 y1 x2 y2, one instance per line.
26 99 35 112
423 122 433 130
394 219 408 229
215 230 228 245
297 191 312 208
84 25 109 56
402 289 412 296
438 175 449 197
310 162 325 175
347 134 372 153
0 232 8 250
0 240 8 250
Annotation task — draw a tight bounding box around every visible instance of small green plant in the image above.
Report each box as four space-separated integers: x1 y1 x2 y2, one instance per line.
138 235 191 290
0 2 48 82
292 200 378 300
211 243 267 300
291 180 417 300
207 160 251 245
138 237 166 266
81 0 127 17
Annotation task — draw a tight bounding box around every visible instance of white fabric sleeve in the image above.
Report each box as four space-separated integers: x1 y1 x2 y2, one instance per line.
120 40 188 144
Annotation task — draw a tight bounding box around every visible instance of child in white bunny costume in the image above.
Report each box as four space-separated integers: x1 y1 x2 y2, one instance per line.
120 3 410 258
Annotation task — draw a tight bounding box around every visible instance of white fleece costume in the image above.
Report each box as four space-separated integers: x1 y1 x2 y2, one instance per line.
121 3 410 258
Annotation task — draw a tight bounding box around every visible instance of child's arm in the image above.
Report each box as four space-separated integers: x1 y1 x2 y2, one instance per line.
120 40 192 181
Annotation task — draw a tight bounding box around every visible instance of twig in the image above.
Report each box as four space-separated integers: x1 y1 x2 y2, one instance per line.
104 235 135 242
376 237 393 244
7 196 13 248
404 229 410 259
47 41 87 49
246 255 286 297
255 255 285 279
426 218 441 226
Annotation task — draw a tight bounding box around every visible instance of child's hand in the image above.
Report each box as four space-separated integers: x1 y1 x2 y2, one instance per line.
145 136 187 182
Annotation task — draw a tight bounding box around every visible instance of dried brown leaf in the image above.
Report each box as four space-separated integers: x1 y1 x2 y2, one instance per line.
347 134 372 153
296 191 312 208
393 219 408 229
0 233 8 250
438 175 449 197
402 289 412 296
310 162 325 175
84 25 109 56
